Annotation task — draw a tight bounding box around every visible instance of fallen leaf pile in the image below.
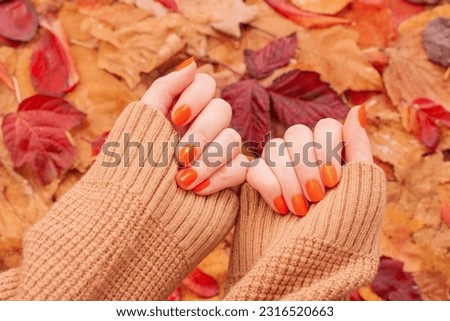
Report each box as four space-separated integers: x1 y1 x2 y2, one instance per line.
0 0 449 300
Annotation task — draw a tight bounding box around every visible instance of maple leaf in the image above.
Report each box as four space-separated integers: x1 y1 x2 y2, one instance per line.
292 0 351 15
30 19 80 96
182 268 219 298
156 0 180 13
0 0 38 42
371 256 422 301
383 5 450 108
244 33 297 79
264 0 351 28
222 79 271 153
268 70 348 127
423 17 450 67
296 26 383 94
1 94 86 185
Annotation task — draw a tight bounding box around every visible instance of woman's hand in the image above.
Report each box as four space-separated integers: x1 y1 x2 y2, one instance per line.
140 57 247 195
247 105 372 216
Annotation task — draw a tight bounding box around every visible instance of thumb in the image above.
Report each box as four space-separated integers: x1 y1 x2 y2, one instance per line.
343 104 373 163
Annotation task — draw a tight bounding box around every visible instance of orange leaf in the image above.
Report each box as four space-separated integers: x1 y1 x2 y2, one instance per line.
265 0 351 28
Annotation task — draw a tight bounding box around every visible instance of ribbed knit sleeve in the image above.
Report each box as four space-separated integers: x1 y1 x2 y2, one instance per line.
0 102 239 300
225 162 386 300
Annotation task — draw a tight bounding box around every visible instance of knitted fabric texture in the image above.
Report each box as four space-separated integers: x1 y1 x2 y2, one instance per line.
224 162 386 300
0 102 239 300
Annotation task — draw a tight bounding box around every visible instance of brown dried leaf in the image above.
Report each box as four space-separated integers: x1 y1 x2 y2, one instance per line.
177 0 257 38
295 26 383 94
383 5 450 109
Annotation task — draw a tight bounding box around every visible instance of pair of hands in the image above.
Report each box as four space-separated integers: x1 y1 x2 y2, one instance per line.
141 58 373 216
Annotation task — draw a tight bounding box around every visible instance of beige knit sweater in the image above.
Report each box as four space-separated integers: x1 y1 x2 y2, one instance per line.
0 102 386 300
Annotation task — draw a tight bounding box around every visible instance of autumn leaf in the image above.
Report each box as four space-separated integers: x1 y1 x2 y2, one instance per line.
1 94 86 185
384 0 424 27
371 256 422 301
178 0 257 37
156 0 180 13
0 62 14 91
223 79 270 153
91 131 110 156
264 0 351 28
337 0 397 48
404 98 450 152
383 5 450 109
296 26 383 93
423 17 450 67
182 268 219 298
291 0 351 15
167 287 181 301
0 0 38 42
268 70 348 127
30 19 80 96
244 33 297 79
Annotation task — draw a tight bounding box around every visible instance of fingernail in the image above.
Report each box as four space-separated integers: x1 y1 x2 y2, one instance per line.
359 104 366 128
175 56 195 71
193 179 210 192
274 196 289 215
178 143 197 167
172 105 192 126
292 194 308 217
176 168 197 187
321 164 338 188
305 179 324 202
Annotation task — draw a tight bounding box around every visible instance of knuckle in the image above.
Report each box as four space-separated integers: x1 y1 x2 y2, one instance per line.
223 128 242 144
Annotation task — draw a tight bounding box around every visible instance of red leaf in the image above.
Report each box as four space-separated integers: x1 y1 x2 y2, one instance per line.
0 34 21 48
346 91 377 105
156 0 180 13
222 79 271 153
268 70 348 127
415 110 440 152
244 33 297 79
414 98 450 128
371 256 422 301
167 287 181 301
30 19 80 96
264 0 350 28
349 289 365 301
182 268 219 298
91 131 110 157
0 0 38 42
1 94 86 185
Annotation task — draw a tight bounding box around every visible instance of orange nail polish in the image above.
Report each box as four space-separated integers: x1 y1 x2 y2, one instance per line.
292 194 308 217
359 104 366 128
176 168 197 187
175 56 195 71
274 196 289 215
178 143 197 167
193 179 210 192
321 164 338 188
305 179 324 202
172 105 192 126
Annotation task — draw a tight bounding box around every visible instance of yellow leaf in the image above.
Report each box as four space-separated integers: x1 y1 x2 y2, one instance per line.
295 26 383 93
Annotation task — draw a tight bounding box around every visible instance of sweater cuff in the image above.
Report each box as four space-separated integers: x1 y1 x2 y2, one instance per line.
242 161 386 254
82 102 179 202
0 268 19 300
